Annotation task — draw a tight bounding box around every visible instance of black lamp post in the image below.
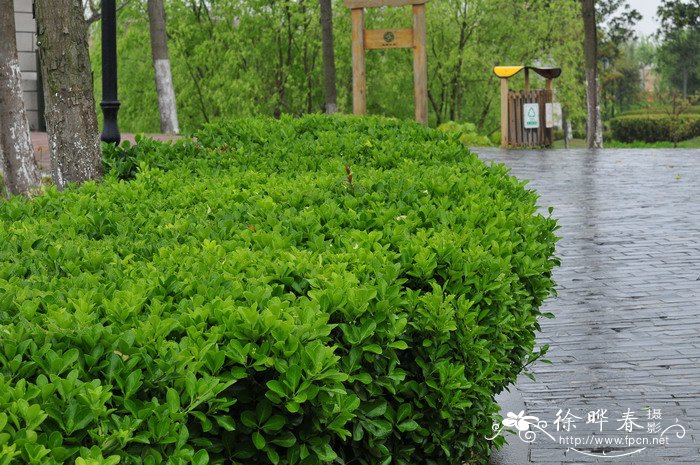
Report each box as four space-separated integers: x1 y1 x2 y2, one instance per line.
100 0 121 145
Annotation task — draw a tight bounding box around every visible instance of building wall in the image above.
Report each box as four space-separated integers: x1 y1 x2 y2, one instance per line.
14 0 42 131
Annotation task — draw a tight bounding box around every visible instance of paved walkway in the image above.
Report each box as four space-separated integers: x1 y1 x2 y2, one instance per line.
473 148 700 463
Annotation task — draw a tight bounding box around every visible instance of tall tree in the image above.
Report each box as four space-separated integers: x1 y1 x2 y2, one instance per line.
0 0 42 196
597 0 641 46
35 0 102 190
657 0 700 98
148 0 180 133
582 0 603 148
657 0 700 32
596 0 641 119
319 0 337 114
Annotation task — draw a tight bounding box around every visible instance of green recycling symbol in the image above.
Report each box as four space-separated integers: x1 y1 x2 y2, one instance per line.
528 107 536 117
383 31 395 43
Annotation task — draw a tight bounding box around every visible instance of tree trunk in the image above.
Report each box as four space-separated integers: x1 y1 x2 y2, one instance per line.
0 0 42 196
319 0 337 114
148 0 179 133
582 0 603 148
562 107 570 149
35 0 102 190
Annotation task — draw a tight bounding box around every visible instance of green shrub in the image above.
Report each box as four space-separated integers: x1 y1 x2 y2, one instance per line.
0 115 558 465
437 121 494 147
619 105 700 117
610 114 700 143
101 135 202 181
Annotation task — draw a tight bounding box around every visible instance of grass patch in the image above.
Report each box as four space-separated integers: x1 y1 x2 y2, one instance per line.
553 137 700 149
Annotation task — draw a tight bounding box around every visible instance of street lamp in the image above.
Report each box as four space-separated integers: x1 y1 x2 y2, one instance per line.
100 0 121 145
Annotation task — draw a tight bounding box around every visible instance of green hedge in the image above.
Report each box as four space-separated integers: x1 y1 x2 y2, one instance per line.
619 106 700 117
610 114 700 143
0 115 559 465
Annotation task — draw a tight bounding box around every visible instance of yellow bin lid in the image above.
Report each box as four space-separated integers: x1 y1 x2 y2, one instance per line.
493 66 525 78
493 66 561 79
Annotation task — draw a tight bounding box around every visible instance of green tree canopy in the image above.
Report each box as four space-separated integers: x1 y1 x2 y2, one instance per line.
91 0 586 134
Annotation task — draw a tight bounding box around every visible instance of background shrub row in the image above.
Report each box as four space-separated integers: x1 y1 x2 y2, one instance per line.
609 114 700 143
0 116 558 465
618 106 700 117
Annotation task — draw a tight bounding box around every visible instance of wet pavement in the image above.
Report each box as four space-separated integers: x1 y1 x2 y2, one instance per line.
473 148 700 464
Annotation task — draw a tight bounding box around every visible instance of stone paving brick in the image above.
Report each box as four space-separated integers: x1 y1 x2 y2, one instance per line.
474 148 700 464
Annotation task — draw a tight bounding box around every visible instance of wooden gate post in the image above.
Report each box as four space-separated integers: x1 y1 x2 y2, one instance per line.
523 67 530 92
351 8 366 115
412 3 428 125
345 0 429 125
500 78 509 148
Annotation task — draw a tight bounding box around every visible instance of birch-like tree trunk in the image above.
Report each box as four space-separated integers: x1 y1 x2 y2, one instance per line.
582 0 603 148
0 0 42 197
148 0 179 133
35 0 102 190
319 0 337 114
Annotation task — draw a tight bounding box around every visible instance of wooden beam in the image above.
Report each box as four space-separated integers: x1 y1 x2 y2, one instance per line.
344 0 427 8
524 67 530 92
351 8 367 115
412 3 428 125
365 28 413 49
500 79 508 148
510 92 516 147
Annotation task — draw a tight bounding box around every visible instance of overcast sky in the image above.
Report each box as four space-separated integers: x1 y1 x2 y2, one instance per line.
632 0 662 37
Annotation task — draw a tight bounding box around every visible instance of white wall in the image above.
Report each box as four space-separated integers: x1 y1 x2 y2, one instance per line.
13 0 41 131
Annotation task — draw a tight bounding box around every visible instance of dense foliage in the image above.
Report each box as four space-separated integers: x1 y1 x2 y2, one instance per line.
0 116 558 465
610 113 700 142
596 0 643 119
90 0 584 134
85 0 699 146
656 0 700 98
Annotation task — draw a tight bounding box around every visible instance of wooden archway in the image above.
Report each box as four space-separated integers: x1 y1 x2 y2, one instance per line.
344 0 429 125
